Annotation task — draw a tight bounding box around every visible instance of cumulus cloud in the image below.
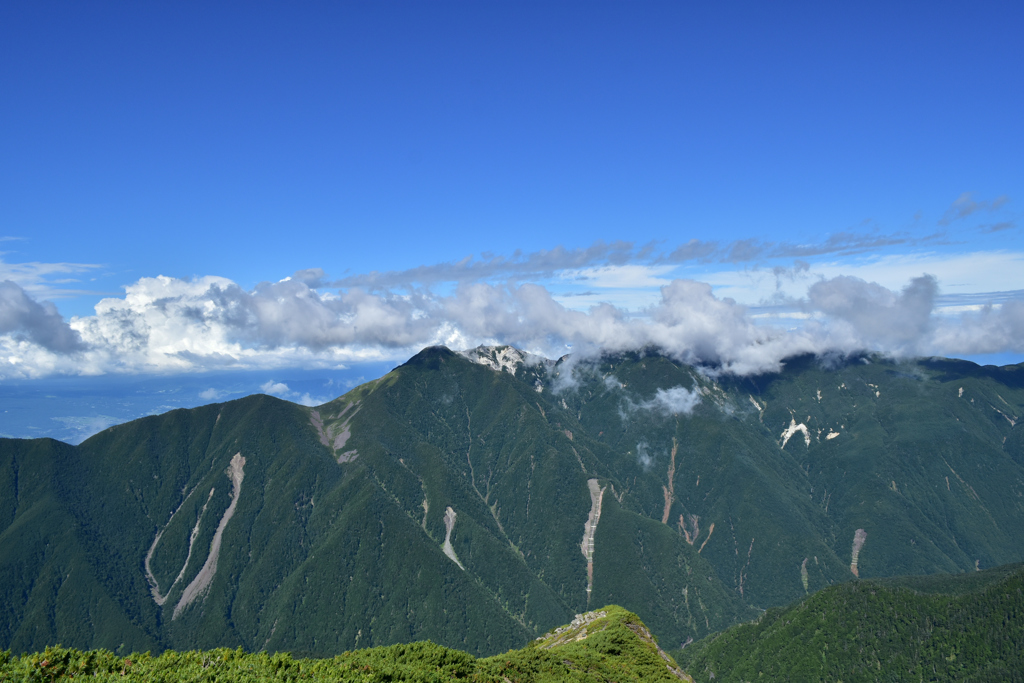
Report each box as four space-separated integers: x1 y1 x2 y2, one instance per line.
257 379 329 407
806 275 937 355
0 280 86 352
927 300 1024 356
260 381 291 395
3 250 1024 380
199 387 229 401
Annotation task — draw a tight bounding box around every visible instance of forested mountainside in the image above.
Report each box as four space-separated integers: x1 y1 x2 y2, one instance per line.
1 345 1022 657
677 562 1024 682
5 567 1022 682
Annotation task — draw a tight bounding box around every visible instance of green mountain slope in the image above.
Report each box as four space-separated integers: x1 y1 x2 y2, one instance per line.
1 605 691 682
557 350 1024 612
1 345 1023 658
677 563 1024 682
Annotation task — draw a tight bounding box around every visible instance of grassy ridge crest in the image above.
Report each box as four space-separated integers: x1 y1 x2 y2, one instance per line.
0 605 690 682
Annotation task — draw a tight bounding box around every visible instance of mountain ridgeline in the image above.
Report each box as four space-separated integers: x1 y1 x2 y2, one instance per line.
2 606 694 682
1 345 1023 659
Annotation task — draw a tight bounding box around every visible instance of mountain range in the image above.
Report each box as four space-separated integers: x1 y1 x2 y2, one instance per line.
2 345 1023 660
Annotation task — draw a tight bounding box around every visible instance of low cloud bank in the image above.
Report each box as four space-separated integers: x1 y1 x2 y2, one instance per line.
1 269 1023 379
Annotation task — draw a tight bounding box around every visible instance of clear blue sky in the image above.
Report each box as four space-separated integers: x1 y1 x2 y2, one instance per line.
1 1 1022 385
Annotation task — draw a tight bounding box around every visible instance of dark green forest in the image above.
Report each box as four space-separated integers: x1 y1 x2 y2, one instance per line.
677 563 1024 682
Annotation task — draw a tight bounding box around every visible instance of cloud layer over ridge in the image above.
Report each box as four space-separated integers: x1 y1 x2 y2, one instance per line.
2 261 1024 379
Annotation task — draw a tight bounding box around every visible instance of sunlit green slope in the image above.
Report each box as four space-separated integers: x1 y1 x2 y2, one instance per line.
1 605 692 682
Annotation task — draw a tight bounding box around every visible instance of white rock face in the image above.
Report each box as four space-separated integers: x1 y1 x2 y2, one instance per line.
780 418 811 448
459 345 528 375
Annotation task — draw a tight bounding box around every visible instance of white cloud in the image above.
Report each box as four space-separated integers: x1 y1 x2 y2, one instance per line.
0 258 103 300
260 381 291 396
636 441 653 469
0 280 85 352
642 386 702 415
3 237 1024 379
619 385 702 417
256 380 329 407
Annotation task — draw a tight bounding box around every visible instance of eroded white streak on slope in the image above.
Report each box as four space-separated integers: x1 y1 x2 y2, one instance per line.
146 488 216 605
144 482 207 605
442 506 464 569
780 418 811 448
173 453 246 619
310 405 361 463
850 528 867 577
580 478 606 604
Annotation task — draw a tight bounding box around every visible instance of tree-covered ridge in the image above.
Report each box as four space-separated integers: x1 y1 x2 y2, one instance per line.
0 606 690 682
676 563 1024 682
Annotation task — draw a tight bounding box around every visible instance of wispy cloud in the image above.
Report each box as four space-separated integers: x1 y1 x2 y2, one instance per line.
939 192 1010 226
980 221 1016 234
333 241 637 289
0 258 105 300
661 230 942 265
329 227 949 291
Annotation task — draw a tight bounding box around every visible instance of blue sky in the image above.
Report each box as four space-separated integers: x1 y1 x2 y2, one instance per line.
1 0 1023 409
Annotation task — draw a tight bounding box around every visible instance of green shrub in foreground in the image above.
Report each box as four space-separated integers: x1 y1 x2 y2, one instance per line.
0 606 686 682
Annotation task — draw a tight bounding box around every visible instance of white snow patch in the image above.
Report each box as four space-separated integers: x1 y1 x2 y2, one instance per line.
826 430 840 440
